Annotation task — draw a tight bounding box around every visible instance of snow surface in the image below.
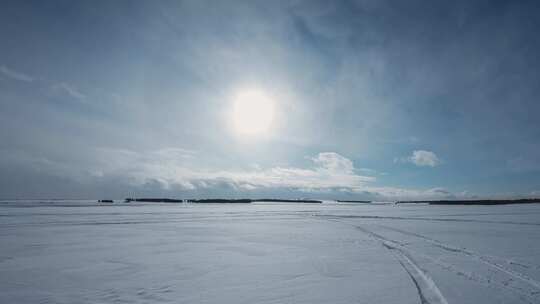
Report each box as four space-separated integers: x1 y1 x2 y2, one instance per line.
1 200 540 303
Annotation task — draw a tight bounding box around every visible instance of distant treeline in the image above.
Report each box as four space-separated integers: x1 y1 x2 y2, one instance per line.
252 199 322 203
396 198 540 205
187 199 251 203
124 198 251 203
122 198 323 203
336 200 371 203
124 198 183 203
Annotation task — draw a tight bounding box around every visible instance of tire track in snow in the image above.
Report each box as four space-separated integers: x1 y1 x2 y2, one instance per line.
377 225 540 291
358 224 539 303
321 218 538 303
353 225 448 304
313 215 540 303
383 242 449 304
355 224 540 304
423 251 538 304
316 214 540 226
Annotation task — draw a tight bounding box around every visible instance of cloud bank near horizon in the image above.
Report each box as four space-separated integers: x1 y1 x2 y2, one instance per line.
0 147 466 200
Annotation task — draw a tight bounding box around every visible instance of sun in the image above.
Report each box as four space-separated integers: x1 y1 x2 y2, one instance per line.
232 89 275 136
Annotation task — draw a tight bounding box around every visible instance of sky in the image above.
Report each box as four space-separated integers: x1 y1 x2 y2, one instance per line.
1 0 540 200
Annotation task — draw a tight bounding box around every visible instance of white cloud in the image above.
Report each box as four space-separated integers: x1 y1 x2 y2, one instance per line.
52 82 86 100
398 150 440 167
357 167 378 175
359 186 455 200
2 147 460 200
87 148 461 200
310 152 354 174
93 149 374 191
0 65 33 82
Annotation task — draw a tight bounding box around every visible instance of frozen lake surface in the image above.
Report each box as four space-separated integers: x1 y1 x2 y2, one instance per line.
1 201 540 304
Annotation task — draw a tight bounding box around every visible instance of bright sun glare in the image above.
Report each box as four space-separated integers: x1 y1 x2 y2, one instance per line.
232 89 275 136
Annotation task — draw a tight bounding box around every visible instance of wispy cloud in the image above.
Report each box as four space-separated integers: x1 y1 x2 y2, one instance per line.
0 65 33 82
507 155 540 172
396 150 440 167
52 82 86 100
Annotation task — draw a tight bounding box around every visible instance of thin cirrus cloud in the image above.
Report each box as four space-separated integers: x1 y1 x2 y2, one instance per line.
51 82 86 100
0 64 85 101
0 65 33 82
396 150 441 167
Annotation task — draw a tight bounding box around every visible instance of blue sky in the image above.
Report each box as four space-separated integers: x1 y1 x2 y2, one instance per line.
1 0 540 200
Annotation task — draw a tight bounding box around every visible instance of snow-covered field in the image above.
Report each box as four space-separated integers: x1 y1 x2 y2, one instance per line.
1 201 540 304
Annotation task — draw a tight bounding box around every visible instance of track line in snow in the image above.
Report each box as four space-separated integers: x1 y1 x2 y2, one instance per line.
322 218 540 304
351 224 448 304
316 214 540 226
383 242 449 304
377 225 540 291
